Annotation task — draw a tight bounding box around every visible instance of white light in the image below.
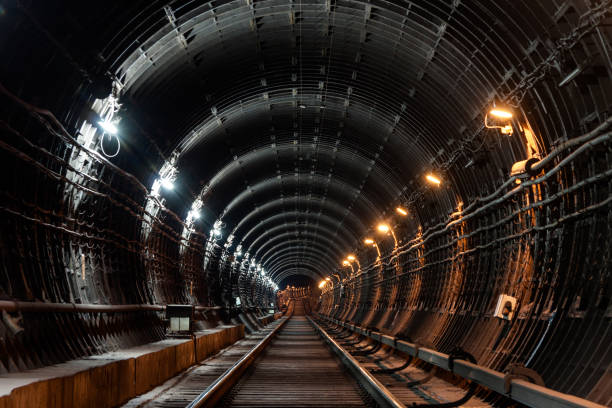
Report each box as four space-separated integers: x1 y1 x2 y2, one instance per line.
213 229 222 237
160 178 174 190
190 210 200 219
98 120 118 135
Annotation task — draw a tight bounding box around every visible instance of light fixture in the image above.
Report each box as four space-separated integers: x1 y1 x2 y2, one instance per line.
396 207 408 216
425 174 441 185
160 178 174 190
190 210 200 219
364 237 381 258
98 120 118 135
377 223 390 233
342 260 350 266
376 223 398 248
347 255 356 261
489 108 513 119
318 280 326 289
485 104 514 135
325 277 331 281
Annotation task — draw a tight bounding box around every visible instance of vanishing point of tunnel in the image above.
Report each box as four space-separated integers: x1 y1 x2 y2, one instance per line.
1 1 612 407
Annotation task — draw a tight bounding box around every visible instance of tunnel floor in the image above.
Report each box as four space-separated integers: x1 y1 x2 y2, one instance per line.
221 316 371 407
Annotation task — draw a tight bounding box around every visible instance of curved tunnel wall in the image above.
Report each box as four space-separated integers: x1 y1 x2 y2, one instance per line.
1 0 611 404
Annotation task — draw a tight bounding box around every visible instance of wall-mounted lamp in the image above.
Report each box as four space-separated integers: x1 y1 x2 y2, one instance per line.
345 255 361 273
425 174 441 186
363 238 382 259
342 260 354 275
376 223 398 248
98 120 118 135
160 178 174 190
485 105 514 135
377 223 390 233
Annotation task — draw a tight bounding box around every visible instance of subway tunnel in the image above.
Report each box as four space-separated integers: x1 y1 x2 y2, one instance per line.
1 0 611 406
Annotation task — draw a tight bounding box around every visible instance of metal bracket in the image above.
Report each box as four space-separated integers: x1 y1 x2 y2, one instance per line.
448 346 477 371
504 363 545 394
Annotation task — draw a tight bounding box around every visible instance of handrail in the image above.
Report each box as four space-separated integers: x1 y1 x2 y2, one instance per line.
319 315 606 408
187 315 290 408
0 300 221 313
308 316 406 408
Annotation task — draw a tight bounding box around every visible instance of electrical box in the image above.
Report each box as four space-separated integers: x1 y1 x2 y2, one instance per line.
166 304 193 334
494 294 517 320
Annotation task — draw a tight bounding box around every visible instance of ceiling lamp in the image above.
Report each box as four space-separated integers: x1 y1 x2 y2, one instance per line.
346 255 356 261
396 207 408 216
363 238 374 244
318 280 326 289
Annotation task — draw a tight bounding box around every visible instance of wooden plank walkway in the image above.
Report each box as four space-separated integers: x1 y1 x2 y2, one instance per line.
121 322 281 408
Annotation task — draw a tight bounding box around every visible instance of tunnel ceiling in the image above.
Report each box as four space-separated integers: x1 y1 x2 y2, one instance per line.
4 0 610 283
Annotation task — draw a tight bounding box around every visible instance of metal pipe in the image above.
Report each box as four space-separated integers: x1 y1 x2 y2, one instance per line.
0 300 221 313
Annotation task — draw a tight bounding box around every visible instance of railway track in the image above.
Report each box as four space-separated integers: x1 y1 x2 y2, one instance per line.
218 316 374 407
121 301 495 408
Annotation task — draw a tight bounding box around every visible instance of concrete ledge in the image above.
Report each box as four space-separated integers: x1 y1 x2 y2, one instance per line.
0 324 244 408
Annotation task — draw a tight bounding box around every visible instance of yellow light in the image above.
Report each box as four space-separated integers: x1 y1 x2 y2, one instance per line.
342 260 350 266
347 255 356 261
363 238 374 245
489 108 513 119
325 277 331 281
318 281 326 289
396 207 408 216
377 224 390 233
426 174 441 185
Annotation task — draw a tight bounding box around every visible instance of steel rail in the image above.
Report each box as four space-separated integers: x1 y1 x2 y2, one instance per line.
0 300 221 313
186 314 290 408
320 315 607 408
308 316 407 408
